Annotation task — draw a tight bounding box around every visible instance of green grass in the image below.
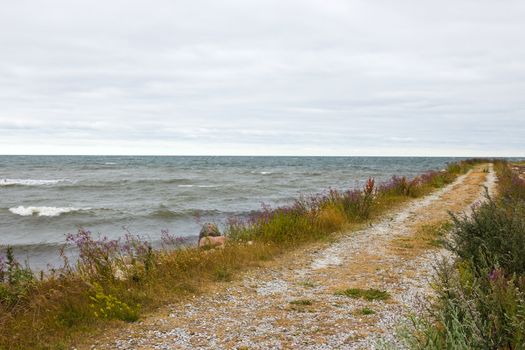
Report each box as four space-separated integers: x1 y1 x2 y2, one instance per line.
359 307 376 315
289 299 313 306
335 288 390 301
288 298 315 313
300 281 316 288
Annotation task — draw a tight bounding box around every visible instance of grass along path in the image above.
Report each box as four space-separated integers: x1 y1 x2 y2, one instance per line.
86 164 494 350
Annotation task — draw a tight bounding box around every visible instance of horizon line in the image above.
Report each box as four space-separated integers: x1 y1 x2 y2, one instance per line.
0 154 523 158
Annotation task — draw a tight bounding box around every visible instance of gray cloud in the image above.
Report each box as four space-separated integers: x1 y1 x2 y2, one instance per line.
0 0 524 156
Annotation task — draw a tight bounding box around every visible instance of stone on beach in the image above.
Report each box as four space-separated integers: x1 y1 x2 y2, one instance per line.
198 223 227 248
198 223 221 240
198 235 228 249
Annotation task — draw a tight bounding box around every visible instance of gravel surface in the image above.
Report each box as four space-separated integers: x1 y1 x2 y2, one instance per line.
90 165 495 350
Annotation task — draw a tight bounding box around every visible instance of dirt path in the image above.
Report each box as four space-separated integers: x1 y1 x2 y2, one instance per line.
91 164 495 350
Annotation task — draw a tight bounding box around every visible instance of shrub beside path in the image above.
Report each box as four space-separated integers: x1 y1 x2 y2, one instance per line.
88 165 495 350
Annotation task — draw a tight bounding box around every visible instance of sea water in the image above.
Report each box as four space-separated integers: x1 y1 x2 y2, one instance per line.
0 156 463 268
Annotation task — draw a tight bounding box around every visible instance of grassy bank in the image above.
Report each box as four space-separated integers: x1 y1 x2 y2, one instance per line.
0 160 480 349
403 160 525 349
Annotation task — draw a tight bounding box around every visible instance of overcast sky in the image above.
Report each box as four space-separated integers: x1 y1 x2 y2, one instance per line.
0 0 524 156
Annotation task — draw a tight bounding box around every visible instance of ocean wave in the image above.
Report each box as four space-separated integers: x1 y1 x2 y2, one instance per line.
250 171 275 175
8 206 91 217
0 241 65 251
157 178 193 185
50 178 195 189
149 208 222 219
149 209 182 219
123 178 195 186
0 178 71 186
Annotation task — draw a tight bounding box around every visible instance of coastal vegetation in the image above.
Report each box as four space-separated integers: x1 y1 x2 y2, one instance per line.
404 160 525 349
334 288 391 301
0 159 481 349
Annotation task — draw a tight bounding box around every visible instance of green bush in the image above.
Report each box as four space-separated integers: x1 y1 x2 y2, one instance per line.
407 260 525 349
406 162 525 349
89 282 140 322
448 195 525 276
0 246 35 307
496 160 525 201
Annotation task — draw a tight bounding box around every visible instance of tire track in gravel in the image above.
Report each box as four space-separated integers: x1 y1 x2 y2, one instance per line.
90 164 495 350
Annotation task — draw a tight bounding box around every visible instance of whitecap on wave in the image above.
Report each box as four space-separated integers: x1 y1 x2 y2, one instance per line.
0 178 69 186
8 206 89 217
250 171 273 175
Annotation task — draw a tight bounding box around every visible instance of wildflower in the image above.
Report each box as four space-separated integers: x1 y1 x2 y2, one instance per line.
488 268 503 281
